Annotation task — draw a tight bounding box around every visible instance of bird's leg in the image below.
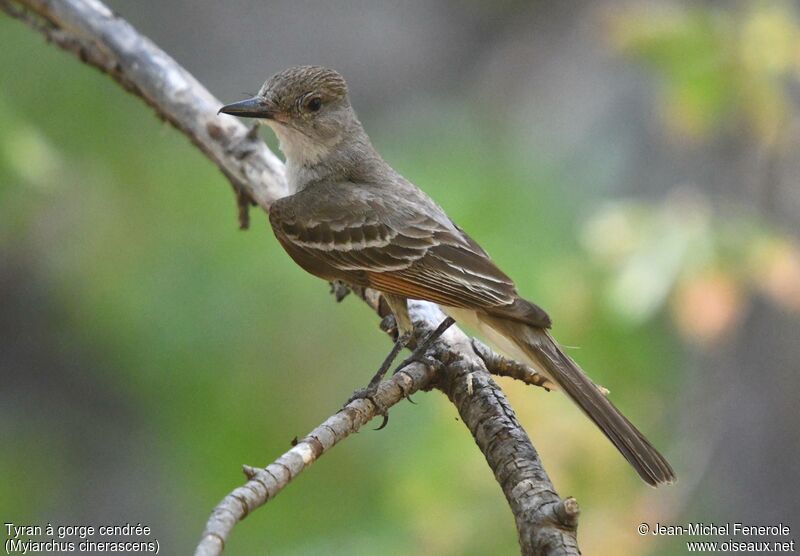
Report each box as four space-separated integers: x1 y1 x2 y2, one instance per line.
345 295 413 427
393 317 455 375
361 329 413 392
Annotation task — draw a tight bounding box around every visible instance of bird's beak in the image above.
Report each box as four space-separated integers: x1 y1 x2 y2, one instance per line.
218 96 280 120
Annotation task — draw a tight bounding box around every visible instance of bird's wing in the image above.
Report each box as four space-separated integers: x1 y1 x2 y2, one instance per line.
269 182 551 328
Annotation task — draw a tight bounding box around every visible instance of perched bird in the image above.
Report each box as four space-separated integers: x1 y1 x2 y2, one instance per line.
219 65 675 486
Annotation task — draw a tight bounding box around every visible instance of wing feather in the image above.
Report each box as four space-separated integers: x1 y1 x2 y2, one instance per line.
269 181 550 327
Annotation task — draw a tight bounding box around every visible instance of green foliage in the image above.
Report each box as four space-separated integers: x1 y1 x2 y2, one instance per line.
610 2 800 145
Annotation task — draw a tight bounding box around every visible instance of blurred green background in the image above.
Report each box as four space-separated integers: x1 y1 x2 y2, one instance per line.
2 1 799 554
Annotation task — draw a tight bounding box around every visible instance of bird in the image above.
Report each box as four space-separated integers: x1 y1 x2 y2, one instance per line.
219 65 676 486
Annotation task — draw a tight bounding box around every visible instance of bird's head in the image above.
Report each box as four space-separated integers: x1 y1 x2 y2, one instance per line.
219 65 359 166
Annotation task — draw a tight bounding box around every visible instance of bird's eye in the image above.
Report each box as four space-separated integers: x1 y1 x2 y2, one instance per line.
306 96 322 112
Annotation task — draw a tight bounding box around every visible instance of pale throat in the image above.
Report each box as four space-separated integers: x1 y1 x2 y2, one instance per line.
266 121 339 192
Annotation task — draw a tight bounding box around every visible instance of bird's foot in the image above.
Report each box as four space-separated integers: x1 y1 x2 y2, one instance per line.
344 319 455 428
343 330 413 430
392 317 455 377
344 385 378 407
344 385 391 429
392 351 441 377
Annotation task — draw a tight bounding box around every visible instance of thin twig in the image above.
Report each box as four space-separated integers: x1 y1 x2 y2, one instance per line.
472 338 555 390
0 0 286 219
195 360 437 556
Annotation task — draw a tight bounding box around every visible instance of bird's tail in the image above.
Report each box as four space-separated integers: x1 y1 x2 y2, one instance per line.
479 314 676 486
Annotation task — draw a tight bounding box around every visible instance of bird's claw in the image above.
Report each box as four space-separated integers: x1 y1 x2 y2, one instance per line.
345 386 390 430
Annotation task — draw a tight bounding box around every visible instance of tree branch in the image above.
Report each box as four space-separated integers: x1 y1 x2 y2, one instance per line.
472 338 555 390
196 358 438 556
1 1 581 554
0 0 285 225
